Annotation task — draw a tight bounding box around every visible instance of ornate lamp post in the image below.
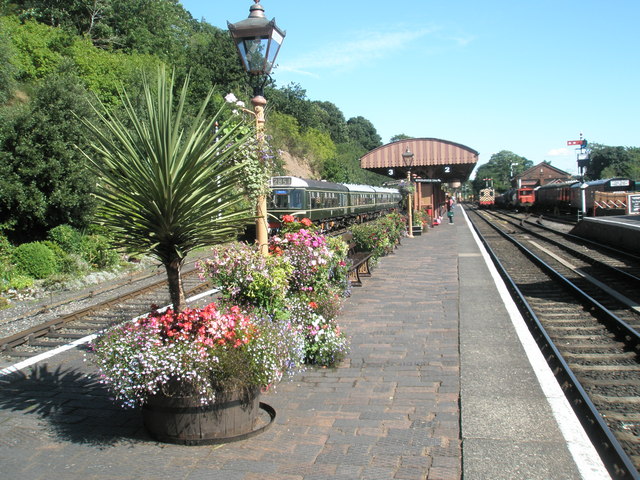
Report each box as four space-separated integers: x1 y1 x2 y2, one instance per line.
402 147 415 238
228 0 285 255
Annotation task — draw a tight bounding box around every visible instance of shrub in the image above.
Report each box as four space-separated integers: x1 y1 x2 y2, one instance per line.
8 274 34 290
81 234 120 269
58 253 91 275
12 241 58 279
0 235 15 290
48 224 83 254
351 214 405 264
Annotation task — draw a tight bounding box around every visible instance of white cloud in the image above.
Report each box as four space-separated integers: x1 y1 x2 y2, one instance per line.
280 27 437 75
546 147 572 157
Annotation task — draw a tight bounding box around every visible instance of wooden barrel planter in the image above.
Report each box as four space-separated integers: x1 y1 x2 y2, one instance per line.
142 387 274 445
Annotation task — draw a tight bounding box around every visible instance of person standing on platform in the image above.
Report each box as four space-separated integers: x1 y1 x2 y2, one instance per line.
446 195 455 224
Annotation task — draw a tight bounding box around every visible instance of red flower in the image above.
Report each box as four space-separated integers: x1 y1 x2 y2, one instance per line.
308 301 318 310
282 214 295 223
300 217 313 227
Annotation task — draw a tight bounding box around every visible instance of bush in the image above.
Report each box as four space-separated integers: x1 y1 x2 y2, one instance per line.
351 213 405 264
0 235 15 288
81 234 120 269
9 274 34 290
48 224 83 254
12 241 59 279
57 253 91 275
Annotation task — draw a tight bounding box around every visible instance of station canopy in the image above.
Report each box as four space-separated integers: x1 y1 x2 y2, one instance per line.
360 138 478 185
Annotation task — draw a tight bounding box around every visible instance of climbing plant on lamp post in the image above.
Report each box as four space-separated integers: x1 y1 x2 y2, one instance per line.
228 0 285 255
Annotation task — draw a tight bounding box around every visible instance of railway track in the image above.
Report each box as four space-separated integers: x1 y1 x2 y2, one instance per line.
0 224 365 371
466 206 640 480
0 260 215 372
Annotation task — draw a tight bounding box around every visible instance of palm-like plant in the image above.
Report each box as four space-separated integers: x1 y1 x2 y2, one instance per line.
80 67 254 312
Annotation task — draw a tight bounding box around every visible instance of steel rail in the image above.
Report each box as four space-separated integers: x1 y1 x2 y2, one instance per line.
0 270 210 353
489 210 640 294
478 210 640 343
507 211 640 264
469 210 640 480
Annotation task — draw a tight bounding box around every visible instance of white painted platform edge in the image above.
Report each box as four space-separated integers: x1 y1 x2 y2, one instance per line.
461 207 611 480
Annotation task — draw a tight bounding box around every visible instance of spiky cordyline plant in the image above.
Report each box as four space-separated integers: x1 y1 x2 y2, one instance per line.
80 67 255 312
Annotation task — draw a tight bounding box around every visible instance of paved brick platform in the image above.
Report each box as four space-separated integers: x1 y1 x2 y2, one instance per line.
0 208 602 479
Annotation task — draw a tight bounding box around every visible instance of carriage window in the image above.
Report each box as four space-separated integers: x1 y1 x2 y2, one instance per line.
271 189 303 209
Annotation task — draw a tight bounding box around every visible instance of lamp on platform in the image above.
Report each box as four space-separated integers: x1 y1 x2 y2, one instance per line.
402 147 415 238
228 0 285 255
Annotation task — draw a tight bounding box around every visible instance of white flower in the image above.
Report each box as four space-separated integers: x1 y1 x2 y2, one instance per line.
225 93 238 104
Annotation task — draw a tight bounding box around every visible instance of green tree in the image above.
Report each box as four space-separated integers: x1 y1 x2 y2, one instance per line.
179 23 248 106
310 101 349 144
321 142 387 185
389 134 412 143
587 144 638 180
79 67 254 312
265 83 316 130
346 116 382 152
0 24 16 103
300 127 336 172
0 68 97 242
472 150 532 193
268 110 302 154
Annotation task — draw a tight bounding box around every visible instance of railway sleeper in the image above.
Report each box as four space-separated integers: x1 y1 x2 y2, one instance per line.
562 352 639 362
45 332 91 339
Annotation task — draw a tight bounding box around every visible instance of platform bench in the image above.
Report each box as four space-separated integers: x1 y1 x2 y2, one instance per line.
342 232 373 287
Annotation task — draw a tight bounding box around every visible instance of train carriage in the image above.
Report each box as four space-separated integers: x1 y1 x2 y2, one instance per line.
268 176 401 232
534 178 632 215
568 178 632 212
534 180 578 214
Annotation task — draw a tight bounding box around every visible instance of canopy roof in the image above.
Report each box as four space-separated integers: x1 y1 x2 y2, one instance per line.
360 138 479 183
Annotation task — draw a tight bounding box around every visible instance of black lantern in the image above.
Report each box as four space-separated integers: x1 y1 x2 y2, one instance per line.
402 148 414 169
228 1 286 78
401 148 415 237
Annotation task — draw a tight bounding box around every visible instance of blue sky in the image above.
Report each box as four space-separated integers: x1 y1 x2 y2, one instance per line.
181 1 639 177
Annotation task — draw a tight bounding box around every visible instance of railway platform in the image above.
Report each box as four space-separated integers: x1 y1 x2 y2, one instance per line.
571 214 640 254
0 205 611 479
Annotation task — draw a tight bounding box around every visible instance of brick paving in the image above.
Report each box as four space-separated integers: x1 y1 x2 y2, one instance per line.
0 226 460 480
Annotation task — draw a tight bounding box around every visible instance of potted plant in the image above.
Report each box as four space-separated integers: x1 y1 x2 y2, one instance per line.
198 216 350 367
90 302 304 444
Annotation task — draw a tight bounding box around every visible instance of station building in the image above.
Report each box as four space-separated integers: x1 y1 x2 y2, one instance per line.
513 162 573 188
360 138 478 217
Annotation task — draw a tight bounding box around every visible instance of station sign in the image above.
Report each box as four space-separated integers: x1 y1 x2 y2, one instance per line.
567 140 582 145
415 179 441 183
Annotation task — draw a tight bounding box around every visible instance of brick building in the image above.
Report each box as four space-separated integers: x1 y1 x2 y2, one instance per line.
514 162 573 188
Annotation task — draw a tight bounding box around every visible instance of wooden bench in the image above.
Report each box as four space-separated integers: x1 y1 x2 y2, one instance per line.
341 232 373 287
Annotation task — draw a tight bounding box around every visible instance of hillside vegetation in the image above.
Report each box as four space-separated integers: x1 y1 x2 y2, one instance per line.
0 0 389 246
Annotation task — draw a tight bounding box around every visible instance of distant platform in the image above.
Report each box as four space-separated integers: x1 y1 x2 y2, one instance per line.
571 215 640 254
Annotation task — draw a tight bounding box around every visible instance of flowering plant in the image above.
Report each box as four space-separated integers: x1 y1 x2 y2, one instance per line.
279 215 315 234
198 242 292 313
199 218 351 367
287 296 349 365
90 302 304 408
269 228 335 293
351 213 405 263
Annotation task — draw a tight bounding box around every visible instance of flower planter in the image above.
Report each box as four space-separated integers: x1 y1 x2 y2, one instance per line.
143 387 272 445
412 225 423 236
